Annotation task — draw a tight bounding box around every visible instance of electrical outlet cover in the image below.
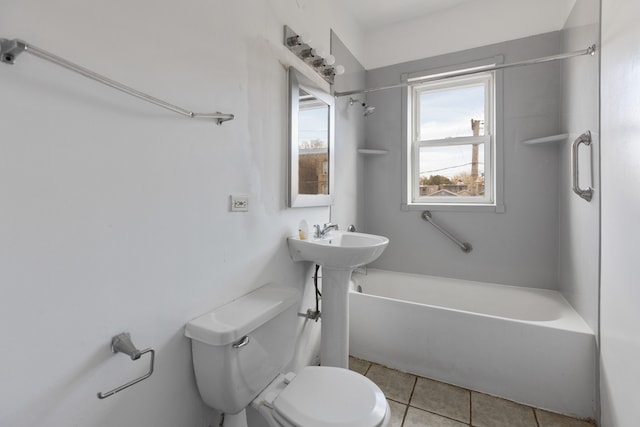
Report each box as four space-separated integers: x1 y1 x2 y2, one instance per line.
230 195 249 212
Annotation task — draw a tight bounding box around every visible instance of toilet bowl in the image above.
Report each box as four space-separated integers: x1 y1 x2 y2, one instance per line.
185 283 389 427
224 368 390 427
252 367 389 427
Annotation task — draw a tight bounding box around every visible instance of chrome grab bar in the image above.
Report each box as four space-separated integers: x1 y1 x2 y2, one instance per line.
421 211 472 253
97 333 155 399
571 131 593 202
0 38 234 125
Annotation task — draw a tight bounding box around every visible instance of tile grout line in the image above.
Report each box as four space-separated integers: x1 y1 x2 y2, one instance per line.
391 396 470 427
468 389 473 426
404 374 471 427
401 375 418 427
407 377 472 426
533 406 540 427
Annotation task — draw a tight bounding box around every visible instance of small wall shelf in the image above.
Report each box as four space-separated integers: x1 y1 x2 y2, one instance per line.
357 148 389 155
522 133 569 145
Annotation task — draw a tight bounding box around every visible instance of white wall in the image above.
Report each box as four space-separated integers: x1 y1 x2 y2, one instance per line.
361 0 576 70
600 0 640 424
330 32 367 231
0 1 361 426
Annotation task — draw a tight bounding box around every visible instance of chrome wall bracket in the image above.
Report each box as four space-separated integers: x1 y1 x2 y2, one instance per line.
298 308 321 321
0 38 26 64
97 332 155 399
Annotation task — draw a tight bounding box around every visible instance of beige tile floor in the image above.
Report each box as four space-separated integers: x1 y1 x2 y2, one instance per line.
348 357 597 427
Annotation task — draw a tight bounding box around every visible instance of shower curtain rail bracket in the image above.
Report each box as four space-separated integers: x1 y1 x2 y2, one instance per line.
0 38 26 64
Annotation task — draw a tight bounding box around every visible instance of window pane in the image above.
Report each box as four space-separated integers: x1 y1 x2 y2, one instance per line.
418 144 485 197
419 84 485 140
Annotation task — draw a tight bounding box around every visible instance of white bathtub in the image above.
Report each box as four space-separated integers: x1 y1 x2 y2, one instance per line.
348 269 596 419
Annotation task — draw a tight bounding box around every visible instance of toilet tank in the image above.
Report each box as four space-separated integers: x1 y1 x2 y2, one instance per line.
185 283 301 414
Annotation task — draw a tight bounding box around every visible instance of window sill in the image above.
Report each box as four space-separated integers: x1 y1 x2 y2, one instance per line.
402 203 505 213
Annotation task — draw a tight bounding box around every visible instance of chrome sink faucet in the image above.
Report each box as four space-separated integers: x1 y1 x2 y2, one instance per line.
314 223 339 238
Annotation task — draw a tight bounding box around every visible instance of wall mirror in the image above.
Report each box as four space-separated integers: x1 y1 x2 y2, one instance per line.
288 67 335 207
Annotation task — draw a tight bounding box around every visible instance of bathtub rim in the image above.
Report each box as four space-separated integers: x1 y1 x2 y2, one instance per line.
349 268 593 335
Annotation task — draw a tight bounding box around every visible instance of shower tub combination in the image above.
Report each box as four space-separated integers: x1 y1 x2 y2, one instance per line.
348 269 596 419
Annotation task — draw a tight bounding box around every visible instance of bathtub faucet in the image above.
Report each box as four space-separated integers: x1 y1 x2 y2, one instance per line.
314 223 339 238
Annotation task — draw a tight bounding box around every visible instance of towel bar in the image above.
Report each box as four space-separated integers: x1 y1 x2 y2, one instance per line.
97 332 155 399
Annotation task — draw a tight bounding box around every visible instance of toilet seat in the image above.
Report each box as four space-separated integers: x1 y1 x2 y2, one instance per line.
262 366 388 427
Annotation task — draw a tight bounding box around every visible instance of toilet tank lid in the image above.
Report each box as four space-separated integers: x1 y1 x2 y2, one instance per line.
184 283 301 346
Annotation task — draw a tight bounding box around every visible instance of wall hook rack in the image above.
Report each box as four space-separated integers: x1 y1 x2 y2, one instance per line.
0 38 234 125
97 332 155 399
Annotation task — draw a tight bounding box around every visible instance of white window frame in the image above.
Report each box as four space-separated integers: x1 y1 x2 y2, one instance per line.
409 72 494 206
399 61 506 213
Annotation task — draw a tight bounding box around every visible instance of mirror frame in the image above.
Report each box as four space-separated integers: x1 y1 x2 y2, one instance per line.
288 67 335 208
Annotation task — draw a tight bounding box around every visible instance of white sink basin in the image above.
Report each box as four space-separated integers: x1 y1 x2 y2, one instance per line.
287 230 389 270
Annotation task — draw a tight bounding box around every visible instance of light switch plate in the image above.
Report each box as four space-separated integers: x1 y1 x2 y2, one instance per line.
230 194 249 212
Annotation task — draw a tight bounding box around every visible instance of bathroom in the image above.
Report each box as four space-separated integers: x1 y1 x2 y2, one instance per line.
0 0 638 426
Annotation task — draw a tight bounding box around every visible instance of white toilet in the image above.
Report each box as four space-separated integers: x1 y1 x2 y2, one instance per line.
185 283 390 427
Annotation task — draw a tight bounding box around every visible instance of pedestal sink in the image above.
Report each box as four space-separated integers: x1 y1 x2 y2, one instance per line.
287 230 389 368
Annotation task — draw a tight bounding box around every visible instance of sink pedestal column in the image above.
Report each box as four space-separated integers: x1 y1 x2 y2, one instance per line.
320 267 352 369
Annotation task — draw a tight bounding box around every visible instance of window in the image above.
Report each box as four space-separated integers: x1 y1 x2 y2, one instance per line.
407 72 495 206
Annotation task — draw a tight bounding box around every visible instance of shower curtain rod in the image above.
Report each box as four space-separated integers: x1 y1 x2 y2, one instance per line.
334 44 597 97
0 38 234 125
